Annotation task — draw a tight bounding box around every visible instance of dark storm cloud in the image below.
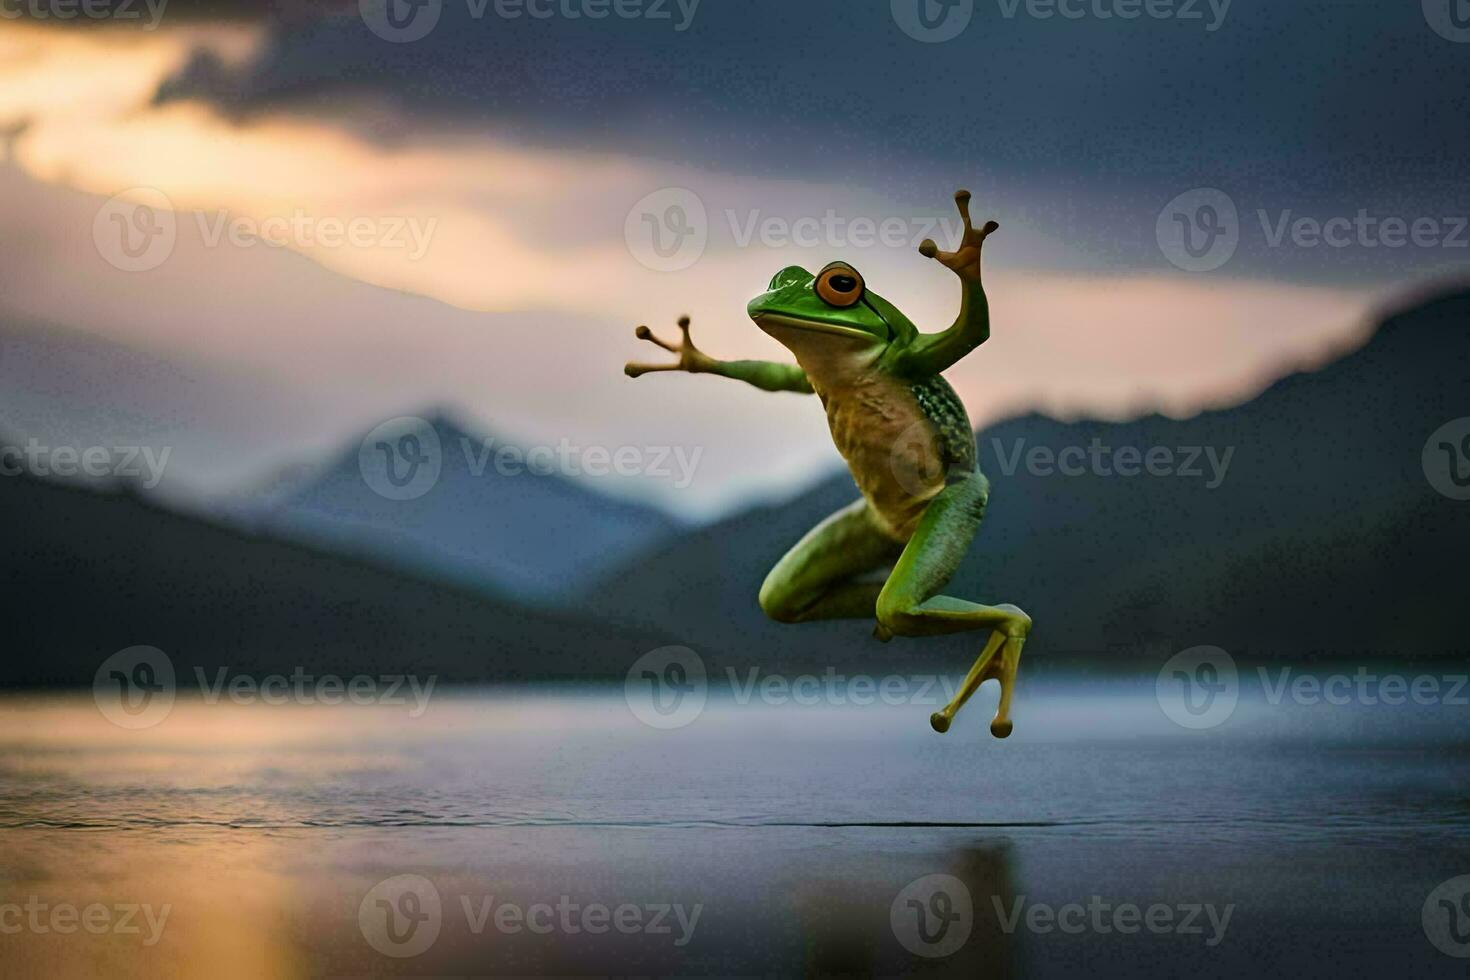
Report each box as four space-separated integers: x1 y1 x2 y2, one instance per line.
148 1 1466 202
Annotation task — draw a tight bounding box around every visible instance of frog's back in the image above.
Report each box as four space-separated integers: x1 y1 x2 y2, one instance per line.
817 371 977 541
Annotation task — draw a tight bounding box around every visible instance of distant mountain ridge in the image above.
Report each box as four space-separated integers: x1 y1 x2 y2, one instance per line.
586 284 1470 665
234 410 680 603
0 463 683 687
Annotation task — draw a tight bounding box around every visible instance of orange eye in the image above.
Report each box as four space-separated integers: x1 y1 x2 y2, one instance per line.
815 264 864 307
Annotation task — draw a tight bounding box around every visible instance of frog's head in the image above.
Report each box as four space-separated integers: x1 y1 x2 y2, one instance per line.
747 263 917 357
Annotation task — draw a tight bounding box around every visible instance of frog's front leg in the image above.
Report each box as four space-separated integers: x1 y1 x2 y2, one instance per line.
625 315 813 394
875 473 1032 738
894 189 1001 378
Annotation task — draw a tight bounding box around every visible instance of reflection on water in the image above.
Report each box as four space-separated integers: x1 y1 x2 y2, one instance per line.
1 675 1469 976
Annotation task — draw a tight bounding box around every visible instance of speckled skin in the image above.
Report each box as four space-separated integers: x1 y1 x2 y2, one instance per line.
624 190 1031 738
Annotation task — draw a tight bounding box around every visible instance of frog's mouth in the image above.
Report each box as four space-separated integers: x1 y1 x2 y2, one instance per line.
751 313 880 342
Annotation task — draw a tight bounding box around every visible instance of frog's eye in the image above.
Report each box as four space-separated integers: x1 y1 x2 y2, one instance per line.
815 263 864 308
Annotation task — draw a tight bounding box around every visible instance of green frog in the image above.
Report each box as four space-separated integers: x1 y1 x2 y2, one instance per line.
625 190 1031 737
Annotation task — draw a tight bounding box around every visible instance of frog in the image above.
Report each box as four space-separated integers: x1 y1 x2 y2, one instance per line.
624 190 1031 738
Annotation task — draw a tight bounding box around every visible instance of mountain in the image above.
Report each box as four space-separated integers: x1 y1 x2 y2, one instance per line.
586 284 1470 666
231 411 680 604
0 464 682 687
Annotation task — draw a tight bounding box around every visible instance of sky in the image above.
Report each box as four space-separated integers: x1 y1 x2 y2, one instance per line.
0 3 1464 517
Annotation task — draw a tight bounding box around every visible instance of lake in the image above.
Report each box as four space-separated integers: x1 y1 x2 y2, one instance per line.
2 667 1469 977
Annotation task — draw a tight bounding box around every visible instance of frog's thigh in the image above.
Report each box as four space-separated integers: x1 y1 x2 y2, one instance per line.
758 499 903 623
875 473 1020 637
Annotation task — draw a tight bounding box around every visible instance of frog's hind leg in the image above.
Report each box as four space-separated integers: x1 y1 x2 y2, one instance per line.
758 499 904 625
875 473 1032 738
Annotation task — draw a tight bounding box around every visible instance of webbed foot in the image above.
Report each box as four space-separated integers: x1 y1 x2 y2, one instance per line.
625 315 713 377
929 608 1030 738
918 189 998 283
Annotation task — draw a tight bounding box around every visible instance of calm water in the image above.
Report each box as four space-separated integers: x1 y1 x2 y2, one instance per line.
2 671 1469 977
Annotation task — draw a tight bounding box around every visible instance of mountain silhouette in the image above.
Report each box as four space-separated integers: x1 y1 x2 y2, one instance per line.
0 464 682 687
237 410 680 603
588 284 1470 666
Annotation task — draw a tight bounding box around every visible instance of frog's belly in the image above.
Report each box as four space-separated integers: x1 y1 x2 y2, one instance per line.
822 382 950 541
